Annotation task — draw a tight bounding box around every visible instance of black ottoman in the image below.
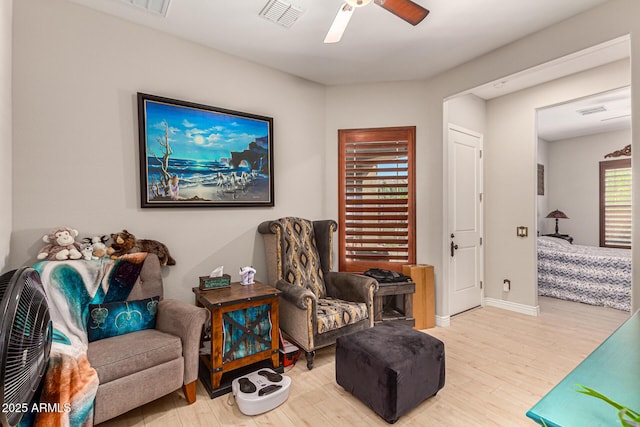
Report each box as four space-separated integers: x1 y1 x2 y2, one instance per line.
335 322 445 424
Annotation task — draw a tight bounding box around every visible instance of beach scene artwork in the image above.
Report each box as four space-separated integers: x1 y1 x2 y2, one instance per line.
139 94 273 207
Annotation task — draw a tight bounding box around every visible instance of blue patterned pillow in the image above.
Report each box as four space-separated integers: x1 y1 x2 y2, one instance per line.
87 296 160 342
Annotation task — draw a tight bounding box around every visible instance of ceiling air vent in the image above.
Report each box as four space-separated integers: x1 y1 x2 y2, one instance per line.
259 0 304 28
577 106 607 116
121 0 171 17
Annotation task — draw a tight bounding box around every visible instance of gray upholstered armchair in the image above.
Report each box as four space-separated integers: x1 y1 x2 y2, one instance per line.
258 217 378 369
87 254 209 424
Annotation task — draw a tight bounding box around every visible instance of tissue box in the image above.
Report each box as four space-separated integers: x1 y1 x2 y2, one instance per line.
199 274 231 290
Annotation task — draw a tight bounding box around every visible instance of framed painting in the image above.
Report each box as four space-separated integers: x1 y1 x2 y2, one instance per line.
137 93 274 208
537 163 544 196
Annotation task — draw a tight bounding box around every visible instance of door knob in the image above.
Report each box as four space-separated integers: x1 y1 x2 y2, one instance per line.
450 240 458 257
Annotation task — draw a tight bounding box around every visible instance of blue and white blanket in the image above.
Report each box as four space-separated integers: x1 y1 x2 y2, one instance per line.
24 253 147 427
537 236 631 311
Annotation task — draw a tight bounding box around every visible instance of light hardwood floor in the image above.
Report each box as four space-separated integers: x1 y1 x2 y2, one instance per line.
101 297 629 427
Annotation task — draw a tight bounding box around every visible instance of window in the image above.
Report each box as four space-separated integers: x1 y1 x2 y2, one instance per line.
338 127 416 272
600 158 631 248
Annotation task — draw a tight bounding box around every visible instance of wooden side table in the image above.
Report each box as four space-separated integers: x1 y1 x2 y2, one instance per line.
193 282 281 395
374 280 415 327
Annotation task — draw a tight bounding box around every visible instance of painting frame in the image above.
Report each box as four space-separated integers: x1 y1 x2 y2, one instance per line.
537 163 544 196
137 93 274 208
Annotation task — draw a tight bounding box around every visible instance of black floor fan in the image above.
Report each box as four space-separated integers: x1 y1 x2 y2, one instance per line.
0 267 52 427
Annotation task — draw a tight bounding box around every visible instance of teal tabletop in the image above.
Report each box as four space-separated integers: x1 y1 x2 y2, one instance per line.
527 310 640 427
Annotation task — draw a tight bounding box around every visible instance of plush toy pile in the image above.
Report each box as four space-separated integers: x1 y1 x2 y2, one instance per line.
37 227 176 266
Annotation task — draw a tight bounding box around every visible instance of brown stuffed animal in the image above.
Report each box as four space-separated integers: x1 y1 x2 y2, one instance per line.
107 229 176 266
106 231 133 259
37 227 83 261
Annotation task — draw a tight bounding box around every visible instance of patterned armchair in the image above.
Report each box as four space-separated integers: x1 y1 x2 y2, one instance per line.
258 217 378 369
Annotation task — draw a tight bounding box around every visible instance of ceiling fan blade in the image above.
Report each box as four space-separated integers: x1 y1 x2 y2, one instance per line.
374 0 429 26
324 3 355 44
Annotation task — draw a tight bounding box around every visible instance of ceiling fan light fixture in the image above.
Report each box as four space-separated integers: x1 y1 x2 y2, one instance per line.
325 0 428 44
324 4 355 43
374 0 429 26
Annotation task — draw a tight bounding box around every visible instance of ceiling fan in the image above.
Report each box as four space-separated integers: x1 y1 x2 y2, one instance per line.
324 0 429 43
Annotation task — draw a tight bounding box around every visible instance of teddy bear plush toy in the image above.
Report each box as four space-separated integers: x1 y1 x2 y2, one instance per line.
37 227 83 261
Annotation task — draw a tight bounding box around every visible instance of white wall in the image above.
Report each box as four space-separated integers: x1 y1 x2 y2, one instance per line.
11 0 640 315
324 90 486 318
446 94 487 134
324 81 438 299
0 0 11 273
451 0 640 312
547 129 631 245
327 0 640 316
11 0 326 302
484 60 630 307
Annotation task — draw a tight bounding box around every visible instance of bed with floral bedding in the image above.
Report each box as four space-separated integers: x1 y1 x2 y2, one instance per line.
537 236 631 311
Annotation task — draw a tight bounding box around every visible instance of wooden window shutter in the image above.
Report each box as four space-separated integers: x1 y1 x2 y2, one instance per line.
600 158 632 248
338 126 416 272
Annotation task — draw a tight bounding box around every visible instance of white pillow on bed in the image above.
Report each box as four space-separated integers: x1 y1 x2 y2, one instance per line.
538 236 572 248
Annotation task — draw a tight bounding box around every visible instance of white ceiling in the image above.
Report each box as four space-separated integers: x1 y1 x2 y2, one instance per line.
466 36 631 141
537 86 631 142
67 0 612 86
66 0 629 140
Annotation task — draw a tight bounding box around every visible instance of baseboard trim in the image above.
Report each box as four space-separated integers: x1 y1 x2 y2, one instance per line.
435 315 450 327
484 297 540 316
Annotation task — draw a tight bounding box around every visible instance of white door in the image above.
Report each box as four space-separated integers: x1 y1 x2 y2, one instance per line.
448 125 483 315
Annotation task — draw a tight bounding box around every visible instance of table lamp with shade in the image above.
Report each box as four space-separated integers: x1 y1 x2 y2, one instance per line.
546 209 569 234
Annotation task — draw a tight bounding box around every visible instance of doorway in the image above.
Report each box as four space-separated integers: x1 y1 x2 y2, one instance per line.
443 36 631 318
536 87 631 245
536 87 632 312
